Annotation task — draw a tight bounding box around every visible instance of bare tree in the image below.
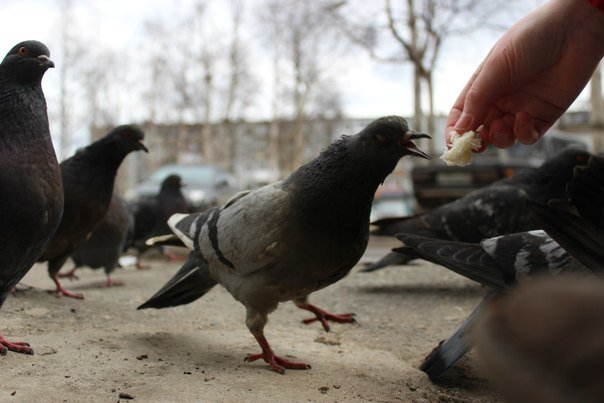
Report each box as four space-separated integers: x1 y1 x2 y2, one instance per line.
259 0 345 174
329 0 524 154
57 0 76 159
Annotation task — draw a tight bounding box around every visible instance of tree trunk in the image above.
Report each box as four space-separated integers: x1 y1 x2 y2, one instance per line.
413 63 423 132
425 71 436 156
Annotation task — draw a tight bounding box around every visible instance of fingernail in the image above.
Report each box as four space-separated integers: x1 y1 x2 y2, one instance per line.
454 112 472 130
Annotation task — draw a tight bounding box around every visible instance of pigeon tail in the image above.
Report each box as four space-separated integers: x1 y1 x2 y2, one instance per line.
167 213 195 249
137 253 216 309
421 290 498 380
145 234 186 248
361 250 416 272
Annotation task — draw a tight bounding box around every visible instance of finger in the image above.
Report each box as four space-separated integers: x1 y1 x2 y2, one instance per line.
473 126 489 153
456 48 515 132
446 61 487 131
514 111 540 145
489 118 516 148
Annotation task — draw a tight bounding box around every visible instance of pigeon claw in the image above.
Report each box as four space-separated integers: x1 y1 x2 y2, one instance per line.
57 268 79 281
298 303 356 332
103 277 123 287
0 334 33 355
49 277 85 299
244 351 311 374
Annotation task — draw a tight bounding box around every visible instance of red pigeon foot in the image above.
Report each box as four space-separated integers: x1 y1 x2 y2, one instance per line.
48 277 84 299
244 334 311 374
0 333 33 355
297 303 356 332
57 268 79 281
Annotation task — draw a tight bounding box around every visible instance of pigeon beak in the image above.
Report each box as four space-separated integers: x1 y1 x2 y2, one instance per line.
137 140 149 153
399 131 431 160
37 54 55 68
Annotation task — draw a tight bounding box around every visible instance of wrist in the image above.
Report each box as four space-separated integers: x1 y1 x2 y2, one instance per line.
588 0 604 11
564 0 604 56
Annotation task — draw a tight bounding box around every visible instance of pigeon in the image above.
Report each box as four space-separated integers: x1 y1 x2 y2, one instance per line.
39 124 147 299
397 230 590 380
527 153 604 271
475 275 604 403
60 196 133 287
128 174 188 267
362 148 591 272
139 116 430 373
0 40 62 354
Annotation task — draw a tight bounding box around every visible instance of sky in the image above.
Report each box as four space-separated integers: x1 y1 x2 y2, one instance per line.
2 0 590 151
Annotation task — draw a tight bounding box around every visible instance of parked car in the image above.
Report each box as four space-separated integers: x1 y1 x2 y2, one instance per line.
125 164 238 211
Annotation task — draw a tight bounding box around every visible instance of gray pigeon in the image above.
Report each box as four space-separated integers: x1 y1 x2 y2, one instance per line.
0 41 62 354
139 116 430 373
398 230 590 380
61 196 133 287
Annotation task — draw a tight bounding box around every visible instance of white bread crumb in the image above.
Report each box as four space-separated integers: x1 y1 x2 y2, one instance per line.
440 131 482 166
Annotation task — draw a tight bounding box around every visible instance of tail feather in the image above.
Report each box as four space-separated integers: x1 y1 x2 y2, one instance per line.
370 215 418 236
145 234 186 247
397 233 509 289
361 250 416 272
138 253 217 309
421 289 498 380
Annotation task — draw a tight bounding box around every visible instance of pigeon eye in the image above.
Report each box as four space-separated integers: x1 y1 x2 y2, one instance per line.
18 47 28 57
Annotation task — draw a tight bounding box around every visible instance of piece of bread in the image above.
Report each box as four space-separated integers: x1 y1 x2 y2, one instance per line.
440 131 482 166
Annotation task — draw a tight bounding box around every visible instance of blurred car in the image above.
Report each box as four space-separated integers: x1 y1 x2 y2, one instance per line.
412 132 589 210
125 164 238 211
412 158 537 209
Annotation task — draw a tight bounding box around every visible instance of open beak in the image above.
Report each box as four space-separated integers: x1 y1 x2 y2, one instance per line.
137 140 149 153
399 131 431 159
37 54 55 68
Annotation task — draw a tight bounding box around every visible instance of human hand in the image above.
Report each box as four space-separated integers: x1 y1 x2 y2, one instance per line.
446 0 604 151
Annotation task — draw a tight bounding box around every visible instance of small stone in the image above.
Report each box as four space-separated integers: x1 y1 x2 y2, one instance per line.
119 392 134 400
318 386 329 394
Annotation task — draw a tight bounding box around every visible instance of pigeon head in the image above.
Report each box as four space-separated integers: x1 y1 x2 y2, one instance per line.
160 174 184 192
1 40 54 84
357 116 430 162
105 124 148 154
519 147 591 203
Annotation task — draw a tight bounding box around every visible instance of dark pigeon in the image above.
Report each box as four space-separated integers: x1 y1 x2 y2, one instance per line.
139 116 430 373
0 41 62 354
527 153 604 271
397 230 589 380
38 125 147 299
60 196 133 287
363 148 591 272
128 174 188 267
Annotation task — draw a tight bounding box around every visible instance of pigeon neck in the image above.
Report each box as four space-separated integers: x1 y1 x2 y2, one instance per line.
286 136 396 234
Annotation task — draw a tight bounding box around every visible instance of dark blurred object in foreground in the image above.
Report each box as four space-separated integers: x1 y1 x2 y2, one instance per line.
475 275 604 403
